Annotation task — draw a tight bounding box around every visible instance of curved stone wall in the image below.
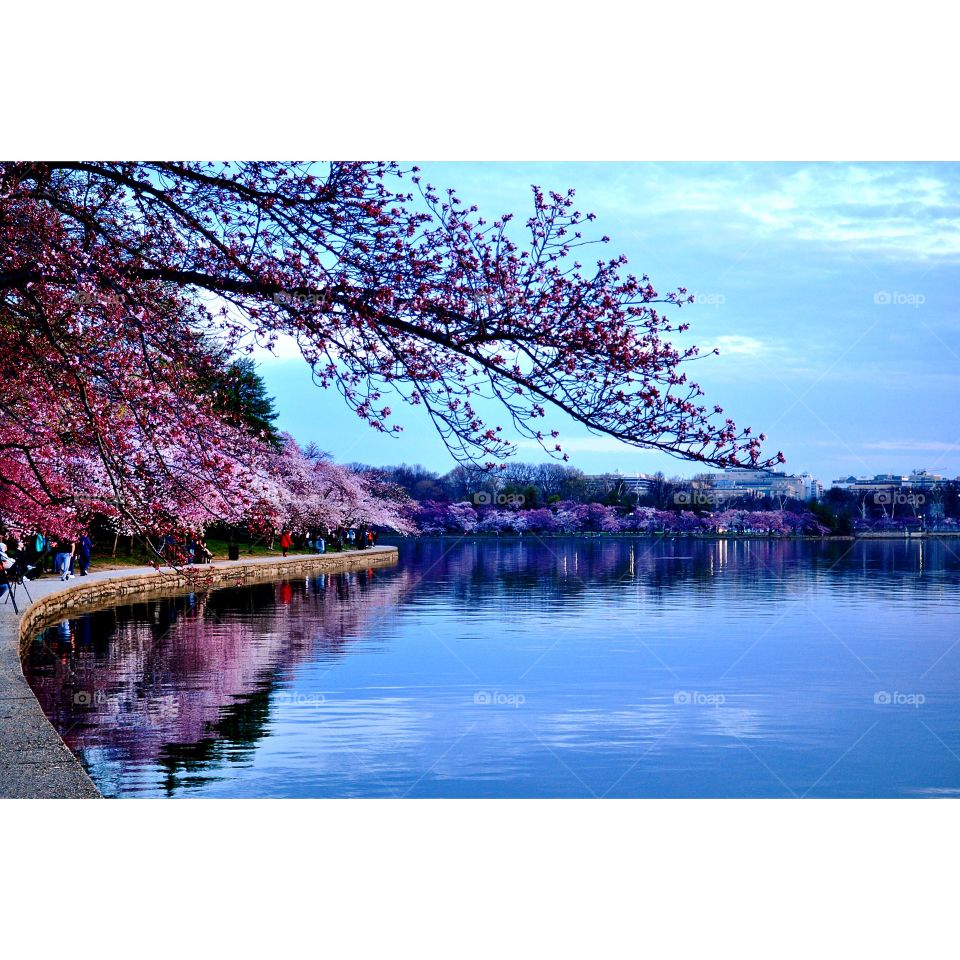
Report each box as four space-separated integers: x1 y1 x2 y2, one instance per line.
1 547 399 798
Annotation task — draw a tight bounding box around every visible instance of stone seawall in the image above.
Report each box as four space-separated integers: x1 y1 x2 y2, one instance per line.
1 547 398 799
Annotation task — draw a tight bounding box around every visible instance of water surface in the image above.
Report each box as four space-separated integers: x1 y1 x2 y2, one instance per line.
23 537 960 797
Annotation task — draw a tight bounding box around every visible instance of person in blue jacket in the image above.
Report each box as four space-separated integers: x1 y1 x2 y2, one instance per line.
77 533 94 576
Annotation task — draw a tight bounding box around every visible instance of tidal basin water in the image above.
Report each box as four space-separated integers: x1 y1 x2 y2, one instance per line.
23 537 960 798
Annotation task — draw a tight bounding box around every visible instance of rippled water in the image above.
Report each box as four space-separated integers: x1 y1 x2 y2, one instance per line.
22 537 960 798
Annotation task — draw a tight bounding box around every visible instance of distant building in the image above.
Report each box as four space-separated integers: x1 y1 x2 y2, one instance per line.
906 469 947 488
583 472 655 499
832 470 949 494
712 468 821 502
833 474 907 492
799 473 823 501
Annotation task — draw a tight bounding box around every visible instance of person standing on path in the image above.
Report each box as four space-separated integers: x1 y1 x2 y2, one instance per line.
0 541 15 600
30 531 45 568
54 536 75 581
279 530 293 557
77 533 93 576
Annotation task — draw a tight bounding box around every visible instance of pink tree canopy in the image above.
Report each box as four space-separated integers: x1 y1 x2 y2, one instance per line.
1 162 781 535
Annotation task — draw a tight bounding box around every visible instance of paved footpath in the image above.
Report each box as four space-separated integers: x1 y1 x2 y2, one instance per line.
0 547 398 799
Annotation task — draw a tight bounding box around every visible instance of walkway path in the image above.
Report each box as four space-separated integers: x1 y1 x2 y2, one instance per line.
0 547 398 798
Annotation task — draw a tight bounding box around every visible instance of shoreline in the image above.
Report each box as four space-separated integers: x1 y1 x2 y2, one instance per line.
1 547 398 799
395 532 957 541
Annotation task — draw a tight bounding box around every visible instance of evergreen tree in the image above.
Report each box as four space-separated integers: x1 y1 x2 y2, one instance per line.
211 357 282 450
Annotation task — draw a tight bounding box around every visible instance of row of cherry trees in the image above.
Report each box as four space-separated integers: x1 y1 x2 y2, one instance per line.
415 501 830 537
258 438 416 536
2 433 415 543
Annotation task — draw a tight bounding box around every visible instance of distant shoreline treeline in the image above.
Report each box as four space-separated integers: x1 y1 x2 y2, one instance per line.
390 530 960 541
354 462 960 538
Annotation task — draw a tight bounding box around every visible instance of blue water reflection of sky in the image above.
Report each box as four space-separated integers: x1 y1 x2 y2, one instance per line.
26 538 960 798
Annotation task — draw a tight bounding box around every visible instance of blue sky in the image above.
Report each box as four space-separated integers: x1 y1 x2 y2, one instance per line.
257 162 960 484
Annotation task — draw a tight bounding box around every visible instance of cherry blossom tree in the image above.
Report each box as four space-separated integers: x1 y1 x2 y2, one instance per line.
415 501 455 536
268 437 415 535
0 161 780 538
446 502 480 533
523 508 558 533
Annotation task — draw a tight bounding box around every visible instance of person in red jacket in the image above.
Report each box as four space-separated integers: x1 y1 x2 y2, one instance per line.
279 530 293 557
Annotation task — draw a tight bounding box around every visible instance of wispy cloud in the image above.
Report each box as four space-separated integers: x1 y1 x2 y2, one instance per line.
710 335 769 358
861 440 960 453
595 163 960 262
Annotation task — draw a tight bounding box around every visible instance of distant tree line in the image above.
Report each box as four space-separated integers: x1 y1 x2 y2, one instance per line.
347 462 595 508
349 462 960 537
814 483 960 535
